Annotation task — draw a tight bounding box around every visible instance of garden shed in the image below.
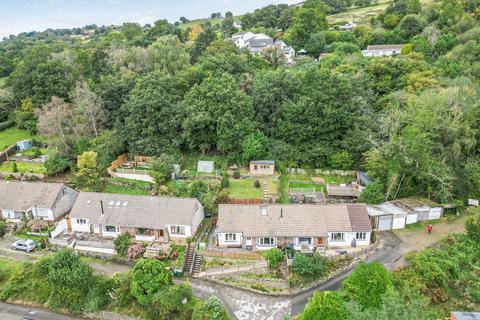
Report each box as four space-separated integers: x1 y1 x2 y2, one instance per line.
197 160 215 173
16 139 33 151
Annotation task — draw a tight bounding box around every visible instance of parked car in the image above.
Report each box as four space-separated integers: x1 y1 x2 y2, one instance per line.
11 239 37 252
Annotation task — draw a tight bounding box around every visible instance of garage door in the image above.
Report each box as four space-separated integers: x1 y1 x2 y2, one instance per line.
378 215 393 231
429 208 442 220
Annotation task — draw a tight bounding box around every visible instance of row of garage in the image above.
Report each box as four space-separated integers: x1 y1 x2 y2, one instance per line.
368 197 444 231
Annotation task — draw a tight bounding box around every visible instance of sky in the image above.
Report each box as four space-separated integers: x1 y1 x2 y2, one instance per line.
0 0 298 39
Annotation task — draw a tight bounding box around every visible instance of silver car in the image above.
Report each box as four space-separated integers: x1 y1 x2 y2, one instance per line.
11 239 37 252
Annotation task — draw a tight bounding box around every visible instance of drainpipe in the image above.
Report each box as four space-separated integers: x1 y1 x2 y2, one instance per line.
99 200 104 236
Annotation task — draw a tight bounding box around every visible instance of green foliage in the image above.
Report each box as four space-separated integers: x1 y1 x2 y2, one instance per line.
358 181 385 204
130 258 173 306
266 248 285 269
233 170 241 179
465 212 480 243
0 220 6 238
14 98 37 135
150 159 172 186
221 172 230 189
241 131 270 163
146 283 193 320
12 162 18 173
341 262 393 310
329 150 354 170
114 232 132 257
293 253 326 276
192 296 229 320
301 291 349 320
75 151 104 191
44 153 72 176
45 250 95 312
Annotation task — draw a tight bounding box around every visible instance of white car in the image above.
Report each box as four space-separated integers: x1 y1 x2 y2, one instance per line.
11 239 37 252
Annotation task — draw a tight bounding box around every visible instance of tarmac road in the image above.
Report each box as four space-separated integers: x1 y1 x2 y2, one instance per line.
0 302 77 320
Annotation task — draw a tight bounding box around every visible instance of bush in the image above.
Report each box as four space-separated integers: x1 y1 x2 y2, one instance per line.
12 162 18 173
131 259 173 306
358 181 385 204
45 153 72 176
192 296 229 320
114 233 132 257
341 262 393 310
0 120 14 131
147 283 193 320
266 248 284 269
300 291 348 320
220 173 229 188
86 276 114 312
0 220 6 238
465 212 480 242
233 170 241 179
46 250 95 312
111 272 135 308
254 179 261 188
293 253 326 276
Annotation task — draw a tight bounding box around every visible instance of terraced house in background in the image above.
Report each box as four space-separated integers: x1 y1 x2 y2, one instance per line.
0 181 78 221
216 204 372 251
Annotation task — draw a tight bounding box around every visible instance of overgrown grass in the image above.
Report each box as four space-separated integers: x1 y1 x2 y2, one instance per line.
0 161 46 174
228 178 263 199
104 178 153 196
0 127 35 151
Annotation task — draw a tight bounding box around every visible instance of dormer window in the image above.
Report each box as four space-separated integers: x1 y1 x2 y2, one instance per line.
115 200 121 206
122 201 128 207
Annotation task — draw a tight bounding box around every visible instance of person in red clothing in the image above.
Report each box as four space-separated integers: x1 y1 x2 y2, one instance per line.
427 224 433 234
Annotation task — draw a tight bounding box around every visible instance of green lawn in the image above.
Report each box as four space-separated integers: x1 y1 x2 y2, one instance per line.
104 184 151 196
289 182 324 192
327 0 392 24
0 161 46 174
0 127 34 151
178 17 226 30
228 178 263 199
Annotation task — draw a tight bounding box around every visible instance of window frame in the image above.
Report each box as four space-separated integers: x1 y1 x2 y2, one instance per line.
104 225 118 233
355 232 367 240
331 232 345 241
257 237 276 246
170 225 186 235
298 237 313 245
224 233 237 242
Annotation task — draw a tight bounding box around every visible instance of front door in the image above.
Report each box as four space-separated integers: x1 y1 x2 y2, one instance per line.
159 229 164 237
317 237 325 246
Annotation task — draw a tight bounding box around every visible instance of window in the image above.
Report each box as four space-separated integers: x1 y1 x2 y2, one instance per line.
35 208 49 217
76 218 87 224
122 201 128 207
331 233 344 241
115 200 121 206
104 225 118 233
356 232 367 240
298 237 312 245
225 233 237 242
257 237 276 246
254 165 258 170
170 226 185 235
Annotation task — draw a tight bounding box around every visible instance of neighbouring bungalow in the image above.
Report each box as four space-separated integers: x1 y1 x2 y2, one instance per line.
0 181 78 221
69 192 204 243
249 160 275 175
216 204 372 251
326 183 361 200
361 44 405 57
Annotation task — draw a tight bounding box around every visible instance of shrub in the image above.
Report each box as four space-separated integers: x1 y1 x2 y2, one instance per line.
147 283 193 320
86 276 114 312
46 250 95 312
0 220 6 238
293 253 326 276
358 181 385 204
251 283 269 292
233 170 241 179
465 213 480 242
254 179 261 188
341 262 393 310
45 153 72 176
300 291 348 320
12 162 18 173
111 272 135 308
192 296 229 320
220 173 230 188
114 233 132 257
0 120 14 131
131 259 173 306
266 248 284 269
127 243 146 261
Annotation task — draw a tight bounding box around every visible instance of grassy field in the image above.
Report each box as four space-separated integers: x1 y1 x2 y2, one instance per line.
0 127 34 151
178 17 230 31
0 161 46 174
104 178 153 195
327 0 392 24
228 178 263 199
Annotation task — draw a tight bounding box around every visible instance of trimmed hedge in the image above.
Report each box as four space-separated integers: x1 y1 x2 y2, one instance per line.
0 121 14 131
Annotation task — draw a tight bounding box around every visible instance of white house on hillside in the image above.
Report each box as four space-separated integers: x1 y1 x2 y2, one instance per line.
0 181 78 221
231 32 295 63
362 44 405 57
216 204 372 251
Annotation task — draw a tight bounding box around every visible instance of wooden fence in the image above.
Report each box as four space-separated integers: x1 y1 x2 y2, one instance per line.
107 153 127 175
229 198 262 204
0 143 17 163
